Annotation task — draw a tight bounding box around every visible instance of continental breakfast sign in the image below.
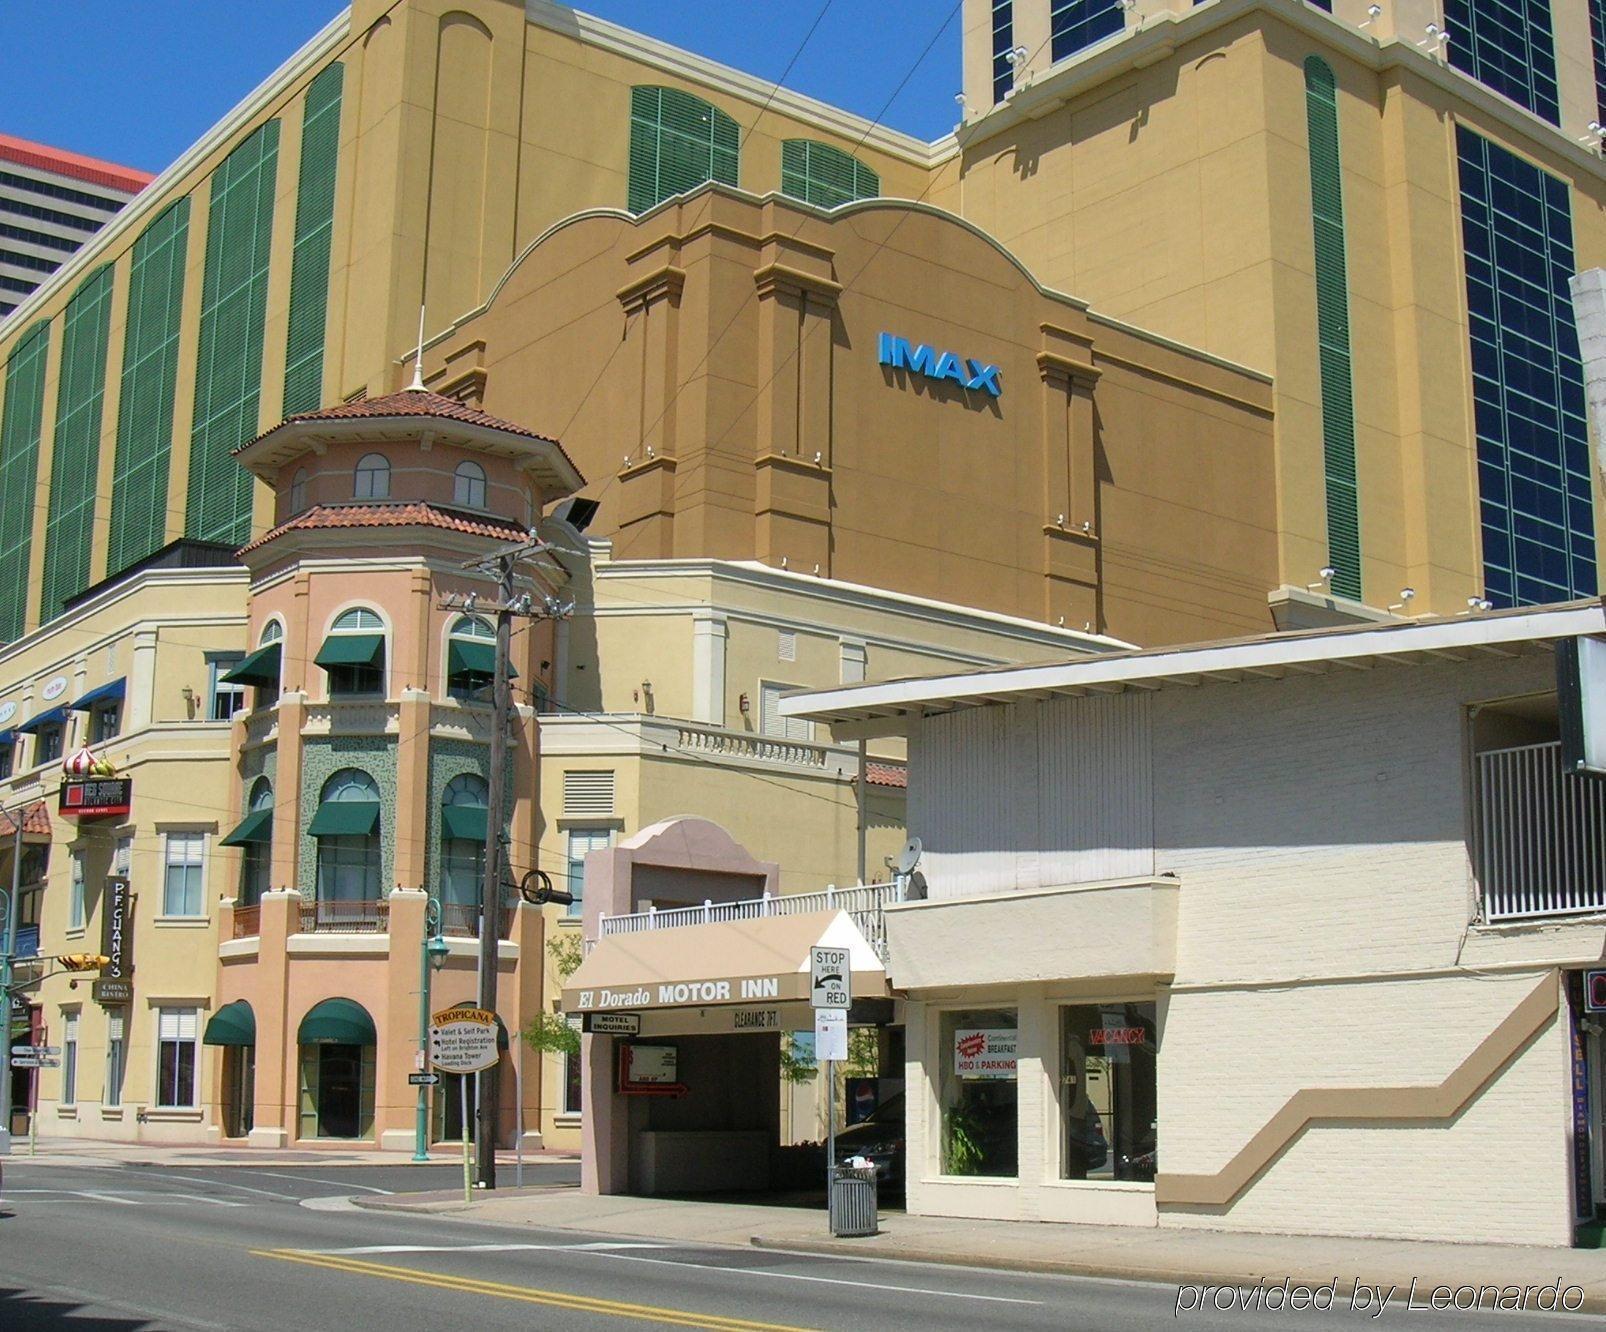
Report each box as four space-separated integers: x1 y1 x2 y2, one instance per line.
572 975 790 1012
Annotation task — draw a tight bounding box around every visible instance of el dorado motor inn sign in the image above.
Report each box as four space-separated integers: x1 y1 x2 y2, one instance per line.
574 976 789 1011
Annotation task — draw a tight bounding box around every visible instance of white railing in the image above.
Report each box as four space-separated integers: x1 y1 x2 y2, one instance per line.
674 723 831 769
598 880 899 959
1477 740 1606 921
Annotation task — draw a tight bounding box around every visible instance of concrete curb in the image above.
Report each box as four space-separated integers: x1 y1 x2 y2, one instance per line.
748 1237 1606 1316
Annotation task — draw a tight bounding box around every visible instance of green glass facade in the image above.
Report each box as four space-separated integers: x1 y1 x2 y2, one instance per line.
187 119 280 547
40 265 114 620
627 86 739 214
0 321 49 642
107 198 190 577
283 63 344 419
779 141 879 209
1303 57 1361 602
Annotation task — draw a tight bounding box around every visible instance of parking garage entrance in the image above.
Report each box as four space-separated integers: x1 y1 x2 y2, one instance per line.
564 909 893 1197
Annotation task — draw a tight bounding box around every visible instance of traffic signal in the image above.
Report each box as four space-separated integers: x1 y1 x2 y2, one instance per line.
57 954 109 972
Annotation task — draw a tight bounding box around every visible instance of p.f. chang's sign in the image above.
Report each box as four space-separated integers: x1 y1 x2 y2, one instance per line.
93 875 134 1005
59 778 132 820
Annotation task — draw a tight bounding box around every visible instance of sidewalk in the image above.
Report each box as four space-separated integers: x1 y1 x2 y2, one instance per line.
2 1136 579 1170
358 1185 1606 1313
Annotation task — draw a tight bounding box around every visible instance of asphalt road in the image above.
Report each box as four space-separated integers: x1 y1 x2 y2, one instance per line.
0 1160 1598 1331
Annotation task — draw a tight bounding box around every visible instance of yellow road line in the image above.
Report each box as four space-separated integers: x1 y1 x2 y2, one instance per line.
250 1248 818 1331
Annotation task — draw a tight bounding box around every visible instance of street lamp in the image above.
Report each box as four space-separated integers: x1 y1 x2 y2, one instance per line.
414 898 450 1163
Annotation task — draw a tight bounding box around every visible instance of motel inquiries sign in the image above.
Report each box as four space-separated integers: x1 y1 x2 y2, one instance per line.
572 974 793 1013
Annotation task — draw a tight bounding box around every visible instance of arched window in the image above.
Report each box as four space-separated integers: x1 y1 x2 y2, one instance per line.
453 459 487 509
239 778 273 905
311 769 381 903
289 468 308 514
440 773 489 915
317 607 385 697
627 86 739 213
446 614 496 701
353 453 390 500
779 140 880 209
256 619 284 709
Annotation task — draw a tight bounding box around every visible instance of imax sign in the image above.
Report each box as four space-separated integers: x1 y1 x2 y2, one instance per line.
878 333 1001 397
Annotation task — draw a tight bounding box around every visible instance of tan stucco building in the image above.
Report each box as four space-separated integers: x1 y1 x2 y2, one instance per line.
0 0 1602 1169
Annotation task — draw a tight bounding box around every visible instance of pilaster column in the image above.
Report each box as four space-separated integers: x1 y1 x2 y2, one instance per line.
1039 324 1103 630
245 888 298 1148
691 611 728 725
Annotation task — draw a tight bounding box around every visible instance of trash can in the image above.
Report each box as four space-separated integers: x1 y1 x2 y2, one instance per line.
829 1164 878 1237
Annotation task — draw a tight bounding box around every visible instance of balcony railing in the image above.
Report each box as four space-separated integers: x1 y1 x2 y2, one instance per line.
597 880 899 959
298 898 390 934
438 903 517 940
231 905 261 939
1476 740 1606 922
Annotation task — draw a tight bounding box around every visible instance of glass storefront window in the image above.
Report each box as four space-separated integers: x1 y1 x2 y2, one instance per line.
938 1008 1017 1177
1060 1002 1157 1183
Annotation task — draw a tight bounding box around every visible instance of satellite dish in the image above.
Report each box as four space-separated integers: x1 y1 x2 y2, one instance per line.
905 870 928 901
896 837 923 875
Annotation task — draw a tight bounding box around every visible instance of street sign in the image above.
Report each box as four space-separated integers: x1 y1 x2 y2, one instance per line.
10 1054 58 1069
585 1012 641 1036
429 1005 500 1074
810 945 851 1009
11 1045 58 1056
814 1007 848 1062
408 1072 441 1087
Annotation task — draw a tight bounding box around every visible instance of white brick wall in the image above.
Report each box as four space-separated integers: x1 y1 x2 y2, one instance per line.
901 649 1584 1242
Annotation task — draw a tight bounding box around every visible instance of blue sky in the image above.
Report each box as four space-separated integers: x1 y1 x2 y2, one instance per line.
1 2 963 176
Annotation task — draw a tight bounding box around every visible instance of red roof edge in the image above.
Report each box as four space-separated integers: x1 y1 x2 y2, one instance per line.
0 133 153 195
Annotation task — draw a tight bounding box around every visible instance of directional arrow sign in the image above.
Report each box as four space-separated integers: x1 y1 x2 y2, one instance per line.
11 1055 58 1069
408 1072 441 1087
428 1005 499 1075
12 1045 59 1056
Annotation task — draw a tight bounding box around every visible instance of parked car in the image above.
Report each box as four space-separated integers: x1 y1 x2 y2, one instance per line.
833 1091 905 1188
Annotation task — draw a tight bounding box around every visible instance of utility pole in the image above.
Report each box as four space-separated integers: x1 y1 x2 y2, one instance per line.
0 805 22 1157
446 534 571 1190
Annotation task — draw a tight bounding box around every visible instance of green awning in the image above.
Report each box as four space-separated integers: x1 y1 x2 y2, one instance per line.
203 1000 256 1047
306 801 380 837
314 633 385 669
446 640 517 680
298 997 376 1046
441 804 487 842
220 808 273 847
222 643 281 686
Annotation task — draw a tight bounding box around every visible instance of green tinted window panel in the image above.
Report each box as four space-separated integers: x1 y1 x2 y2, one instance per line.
0 320 50 641
40 265 114 621
1303 57 1361 602
284 63 343 418
627 86 739 214
779 140 880 209
108 197 190 577
187 119 280 546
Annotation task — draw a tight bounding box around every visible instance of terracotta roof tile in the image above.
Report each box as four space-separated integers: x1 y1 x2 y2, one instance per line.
239 501 529 555
249 389 559 446
0 801 52 837
865 761 907 789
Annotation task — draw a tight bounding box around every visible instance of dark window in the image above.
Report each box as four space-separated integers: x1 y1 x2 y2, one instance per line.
779 141 879 209
1444 0 1560 124
0 169 124 212
90 701 120 743
35 722 63 764
1456 128 1596 607
992 1 1015 104
0 222 78 253
1591 0 1606 126
1060 1003 1157 1183
1050 0 1124 62
0 742 11 779
0 197 101 233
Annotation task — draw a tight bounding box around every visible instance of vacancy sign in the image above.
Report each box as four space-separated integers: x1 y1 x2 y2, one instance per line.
429 1006 500 1074
810 945 851 1009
